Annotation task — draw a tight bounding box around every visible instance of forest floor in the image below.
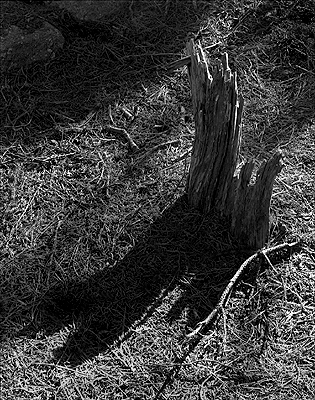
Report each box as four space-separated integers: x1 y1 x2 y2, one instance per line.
0 1 314 399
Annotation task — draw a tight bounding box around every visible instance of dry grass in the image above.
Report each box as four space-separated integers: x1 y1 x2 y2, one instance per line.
0 0 314 399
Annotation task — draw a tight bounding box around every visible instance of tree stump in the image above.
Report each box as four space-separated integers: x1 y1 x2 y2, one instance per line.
185 40 283 249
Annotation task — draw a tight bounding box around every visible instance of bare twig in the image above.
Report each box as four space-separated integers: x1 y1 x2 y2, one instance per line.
108 105 114 125
204 42 222 51
105 125 139 152
187 241 302 338
172 146 192 163
166 56 191 72
137 139 181 162
120 106 134 120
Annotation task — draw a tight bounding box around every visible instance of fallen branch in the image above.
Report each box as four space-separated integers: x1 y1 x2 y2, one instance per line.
166 56 191 73
120 106 134 120
172 146 193 164
108 105 114 125
137 139 181 163
187 241 302 338
105 125 139 152
154 242 302 400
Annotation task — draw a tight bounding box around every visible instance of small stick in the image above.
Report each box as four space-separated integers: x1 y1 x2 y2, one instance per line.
108 105 114 125
105 125 139 152
187 241 302 338
172 146 192 163
137 139 181 162
166 56 191 72
204 42 222 51
121 106 134 120
261 250 277 272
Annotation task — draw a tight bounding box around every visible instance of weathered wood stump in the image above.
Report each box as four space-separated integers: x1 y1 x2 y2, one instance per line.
185 40 283 249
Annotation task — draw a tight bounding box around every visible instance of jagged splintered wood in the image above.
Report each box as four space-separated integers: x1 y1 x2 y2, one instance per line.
186 40 283 249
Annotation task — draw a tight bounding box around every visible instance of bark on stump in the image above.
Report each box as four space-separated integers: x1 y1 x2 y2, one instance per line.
186 40 283 250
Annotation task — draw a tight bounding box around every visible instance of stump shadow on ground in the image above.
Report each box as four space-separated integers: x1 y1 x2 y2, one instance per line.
36 195 249 366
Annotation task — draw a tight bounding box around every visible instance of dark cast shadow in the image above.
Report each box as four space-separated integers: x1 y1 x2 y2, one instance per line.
0 0 207 146
31 195 251 366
